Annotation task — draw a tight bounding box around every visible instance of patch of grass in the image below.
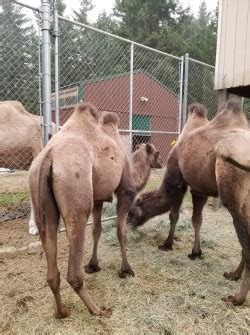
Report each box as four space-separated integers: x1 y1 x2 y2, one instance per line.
0 191 29 206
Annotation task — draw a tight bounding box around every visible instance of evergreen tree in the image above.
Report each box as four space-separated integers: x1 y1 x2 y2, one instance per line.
0 0 39 113
73 0 94 24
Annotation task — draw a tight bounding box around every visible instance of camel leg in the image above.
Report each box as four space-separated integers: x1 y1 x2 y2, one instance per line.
158 206 181 251
188 191 208 260
28 200 39 235
85 203 103 273
224 250 245 281
222 218 250 305
66 214 111 317
43 191 70 318
116 190 135 278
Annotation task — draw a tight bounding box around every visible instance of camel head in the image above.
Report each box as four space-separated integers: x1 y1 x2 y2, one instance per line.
134 143 163 169
127 192 154 227
188 103 208 118
127 189 169 227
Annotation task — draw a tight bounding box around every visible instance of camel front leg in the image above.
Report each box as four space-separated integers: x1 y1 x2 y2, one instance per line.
85 202 103 273
158 200 184 251
224 249 245 281
188 191 208 260
28 199 39 235
116 190 135 278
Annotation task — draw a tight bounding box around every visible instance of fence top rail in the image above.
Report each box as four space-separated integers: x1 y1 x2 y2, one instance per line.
58 15 181 60
188 56 215 69
12 0 41 12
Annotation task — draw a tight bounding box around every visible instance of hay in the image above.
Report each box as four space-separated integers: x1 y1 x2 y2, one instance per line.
0 201 249 334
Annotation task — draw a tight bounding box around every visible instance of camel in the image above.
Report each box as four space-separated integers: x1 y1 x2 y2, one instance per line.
28 112 162 236
29 103 162 318
85 112 162 274
0 100 56 234
128 100 250 306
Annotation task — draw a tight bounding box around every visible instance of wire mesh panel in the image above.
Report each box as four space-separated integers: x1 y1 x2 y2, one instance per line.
56 17 131 133
187 58 219 120
0 1 41 221
56 18 182 218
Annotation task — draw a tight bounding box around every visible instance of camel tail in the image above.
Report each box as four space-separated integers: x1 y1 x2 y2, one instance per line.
222 156 250 172
33 152 53 243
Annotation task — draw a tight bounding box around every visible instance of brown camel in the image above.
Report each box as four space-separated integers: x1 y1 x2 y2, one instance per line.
29 103 161 318
85 112 162 274
128 100 250 305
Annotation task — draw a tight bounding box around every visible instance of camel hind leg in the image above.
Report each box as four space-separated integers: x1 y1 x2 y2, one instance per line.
224 249 245 281
216 157 250 305
53 160 112 317
188 191 208 260
43 185 70 318
85 202 103 273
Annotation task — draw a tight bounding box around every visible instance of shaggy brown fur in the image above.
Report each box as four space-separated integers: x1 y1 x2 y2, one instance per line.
29 103 161 319
128 100 250 305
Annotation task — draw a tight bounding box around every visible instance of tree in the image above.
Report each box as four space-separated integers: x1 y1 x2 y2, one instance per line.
0 0 39 113
73 0 94 24
95 10 118 33
188 0 217 64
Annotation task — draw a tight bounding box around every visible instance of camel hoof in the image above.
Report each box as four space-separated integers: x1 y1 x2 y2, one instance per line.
55 305 71 319
158 243 173 251
222 294 245 306
223 271 241 281
85 264 101 274
188 250 203 260
100 306 112 318
118 267 135 278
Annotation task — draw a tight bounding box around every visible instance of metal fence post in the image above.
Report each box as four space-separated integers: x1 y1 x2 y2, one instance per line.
41 0 52 145
53 1 60 132
182 53 189 128
129 42 134 152
178 56 184 134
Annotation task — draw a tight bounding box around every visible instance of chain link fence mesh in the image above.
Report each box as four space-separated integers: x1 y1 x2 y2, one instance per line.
0 1 41 222
187 58 219 120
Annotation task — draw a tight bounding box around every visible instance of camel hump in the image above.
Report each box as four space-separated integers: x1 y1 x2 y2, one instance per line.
99 111 119 125
75 102 99 121
216 129 250 171
219 99 242 114
188 103 207 118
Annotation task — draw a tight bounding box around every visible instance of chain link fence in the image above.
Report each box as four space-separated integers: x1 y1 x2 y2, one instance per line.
1 0 248 226
0 1 41 222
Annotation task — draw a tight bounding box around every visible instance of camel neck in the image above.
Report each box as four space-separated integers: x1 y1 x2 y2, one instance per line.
132 152 151 191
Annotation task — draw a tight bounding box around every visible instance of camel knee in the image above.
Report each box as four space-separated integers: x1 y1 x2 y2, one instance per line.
47 270 60 293
67 273 83 292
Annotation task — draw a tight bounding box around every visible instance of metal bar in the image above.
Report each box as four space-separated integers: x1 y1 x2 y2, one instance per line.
188 57 215 69
58 16 181 60
41 0 52 146
60 215 118 231
178 56 184 133
182 53 189 127
129 43 134 151
37 18 42 121
53 2 60 132
119 129 180 135
12 0 41 12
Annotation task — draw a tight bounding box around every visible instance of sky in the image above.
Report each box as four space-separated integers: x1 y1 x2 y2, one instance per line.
20 0 218 23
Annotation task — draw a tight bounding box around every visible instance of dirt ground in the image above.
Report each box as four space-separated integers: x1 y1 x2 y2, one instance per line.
0 200 250 334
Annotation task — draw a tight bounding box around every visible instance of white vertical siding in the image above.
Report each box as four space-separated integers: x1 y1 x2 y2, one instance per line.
215 0 250 90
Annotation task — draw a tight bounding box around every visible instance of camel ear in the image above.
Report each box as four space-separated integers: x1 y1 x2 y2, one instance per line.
135 144 140 150
146 143 152 154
